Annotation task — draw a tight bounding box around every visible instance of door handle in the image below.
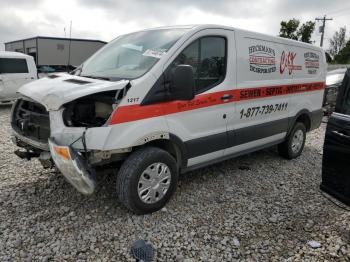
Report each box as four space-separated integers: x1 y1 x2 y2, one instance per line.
221 94 233 100
332 130 350 139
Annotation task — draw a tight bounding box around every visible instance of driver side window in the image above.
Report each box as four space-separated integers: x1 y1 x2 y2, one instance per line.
170 36 227 94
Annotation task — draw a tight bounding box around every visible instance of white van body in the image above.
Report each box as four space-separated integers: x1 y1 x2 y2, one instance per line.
0 51 37 103
11 25 326 214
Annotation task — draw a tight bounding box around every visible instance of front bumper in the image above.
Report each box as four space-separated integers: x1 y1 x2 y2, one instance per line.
48 138 96 195
12 129 49 151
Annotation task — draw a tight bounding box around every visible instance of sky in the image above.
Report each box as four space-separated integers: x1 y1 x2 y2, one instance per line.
0 0 349 51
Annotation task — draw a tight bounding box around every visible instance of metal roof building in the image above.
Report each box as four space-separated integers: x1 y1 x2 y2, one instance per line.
5 36 106 68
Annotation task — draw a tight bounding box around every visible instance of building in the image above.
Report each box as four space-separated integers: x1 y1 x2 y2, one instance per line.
5 36 106 69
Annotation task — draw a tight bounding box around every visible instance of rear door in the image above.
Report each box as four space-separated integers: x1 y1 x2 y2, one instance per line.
0 57 32 100
322 69 350 204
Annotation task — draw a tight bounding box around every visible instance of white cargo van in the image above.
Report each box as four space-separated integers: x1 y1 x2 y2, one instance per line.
11 25 326 214
0 51 37 103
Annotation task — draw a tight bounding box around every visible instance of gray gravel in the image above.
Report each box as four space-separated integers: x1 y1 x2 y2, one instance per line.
0 104 349 261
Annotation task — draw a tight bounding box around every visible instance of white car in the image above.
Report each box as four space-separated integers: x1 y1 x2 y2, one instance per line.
0 51 37 103
11 25 326 214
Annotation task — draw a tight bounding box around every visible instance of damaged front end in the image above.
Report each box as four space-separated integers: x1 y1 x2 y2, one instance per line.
11 98 54 167
11 75 132 194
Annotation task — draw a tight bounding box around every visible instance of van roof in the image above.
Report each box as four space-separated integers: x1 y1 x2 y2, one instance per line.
0 51 32 58
140 24 323 51
194 24 322 49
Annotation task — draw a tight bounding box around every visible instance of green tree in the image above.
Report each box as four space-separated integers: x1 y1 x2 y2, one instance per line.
329 27 347 58
334 40 350 64
298 21 316 43
279 19 315 43
279 19 300 40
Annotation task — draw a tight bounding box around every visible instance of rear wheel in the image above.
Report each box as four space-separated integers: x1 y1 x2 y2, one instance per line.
278 122 306 159
116 147 178 214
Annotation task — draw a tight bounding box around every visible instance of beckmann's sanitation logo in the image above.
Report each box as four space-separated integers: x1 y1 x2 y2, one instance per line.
279 51 302 75
249 45 276 74
304 52 320 74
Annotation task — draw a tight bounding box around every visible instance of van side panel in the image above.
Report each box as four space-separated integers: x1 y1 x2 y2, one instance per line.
227 31 325 150
228 35 292 140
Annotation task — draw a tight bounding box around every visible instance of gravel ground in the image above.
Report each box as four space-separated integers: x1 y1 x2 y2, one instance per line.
0 104 349 261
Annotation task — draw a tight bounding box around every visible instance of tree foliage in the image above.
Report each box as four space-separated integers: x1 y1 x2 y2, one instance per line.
279 19 300 40
298 21 316 43
279 19 315 43
334 40 350 64
329 27 347 57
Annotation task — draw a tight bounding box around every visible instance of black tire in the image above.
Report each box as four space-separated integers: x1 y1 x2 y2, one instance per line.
278 122 306 159
116 146 178 214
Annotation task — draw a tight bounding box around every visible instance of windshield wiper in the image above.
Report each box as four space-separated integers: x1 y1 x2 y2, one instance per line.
80 75 111 81
69 65 82 75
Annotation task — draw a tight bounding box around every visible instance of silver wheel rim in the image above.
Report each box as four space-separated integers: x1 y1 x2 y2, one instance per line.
137 162 171 204
291 129 304 154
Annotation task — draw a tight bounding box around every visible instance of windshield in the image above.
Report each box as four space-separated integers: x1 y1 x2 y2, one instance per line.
77 28 189 80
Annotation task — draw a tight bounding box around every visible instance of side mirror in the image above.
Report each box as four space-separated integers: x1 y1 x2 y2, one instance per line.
171 65 195 101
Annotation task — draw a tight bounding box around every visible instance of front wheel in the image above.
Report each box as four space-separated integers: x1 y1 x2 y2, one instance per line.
278 122 306 159
116 147 178 214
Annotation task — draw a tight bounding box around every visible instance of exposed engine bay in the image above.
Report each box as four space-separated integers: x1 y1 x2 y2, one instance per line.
11 81 131 167
63 84 130 127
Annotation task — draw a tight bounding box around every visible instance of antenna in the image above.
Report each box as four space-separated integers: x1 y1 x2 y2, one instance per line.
67 21 72 72
315 15 333 47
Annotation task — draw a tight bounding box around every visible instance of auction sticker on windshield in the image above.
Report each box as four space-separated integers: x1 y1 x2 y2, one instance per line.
143 49 167 59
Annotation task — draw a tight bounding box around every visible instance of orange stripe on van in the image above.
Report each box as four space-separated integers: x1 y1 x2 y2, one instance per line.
108 81 325 125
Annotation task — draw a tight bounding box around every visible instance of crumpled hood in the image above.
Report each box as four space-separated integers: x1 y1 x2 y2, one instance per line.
18 73 129 110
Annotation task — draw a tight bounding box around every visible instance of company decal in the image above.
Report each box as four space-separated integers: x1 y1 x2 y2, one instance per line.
279 51 302 75
239 102 288 119
108 82 325 124
249 45 276 74
304 52 320 74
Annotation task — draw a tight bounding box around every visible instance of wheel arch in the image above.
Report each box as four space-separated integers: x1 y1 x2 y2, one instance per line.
138 134 188 170
288 109 312 135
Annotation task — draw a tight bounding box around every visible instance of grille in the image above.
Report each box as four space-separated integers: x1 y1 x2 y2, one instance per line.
12 99 50 144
